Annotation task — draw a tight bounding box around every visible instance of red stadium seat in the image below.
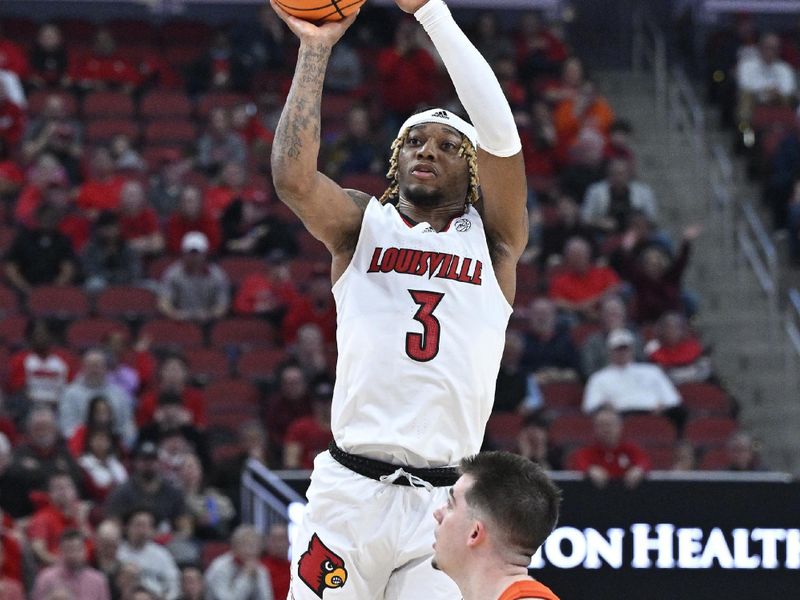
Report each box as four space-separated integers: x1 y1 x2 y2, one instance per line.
205 377 260 407
678 383 732 417
85 118 140 144
147 256 176 280
549 413 594 449
196 92 250 118
96 286 159 321
27 90 78 118
144 119 197 145
106 19 159 45
340 173 388 199
296 230 328 260
540 382 584 412
485 413 523 451
698 447 731 471
58 18 96 40
140 319 204 351
0 314 27 349
140 89 193 120
516 262 540 294
647 446 675 470
163 45 204 69
290 259 327 284
217 257 270 286
237 348 287 382
622 414 677 447
210 318 276 351
66 318 129 350
29 286 89 320
0 225 14 255
185 347 230 382
160 20 213 46
83 91 135 118
684 417 738 448
0 285 19 317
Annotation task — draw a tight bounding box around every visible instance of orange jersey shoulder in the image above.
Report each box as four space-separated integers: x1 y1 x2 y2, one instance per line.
497 579 560 600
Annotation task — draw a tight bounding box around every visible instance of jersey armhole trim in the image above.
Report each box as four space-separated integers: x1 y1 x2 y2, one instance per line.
331 196 379 296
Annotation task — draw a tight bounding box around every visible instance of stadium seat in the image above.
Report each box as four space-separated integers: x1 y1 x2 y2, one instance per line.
0 314 27 349
140 319 204 351
205 377 260 408
516 262 540 294
217 257 270 286
106 19 159 45
646 446 675 470
540 382 584 412
85 118 140 144
210 318 276 351
236 348 287 382
66 318 129 350
196 92 250 118
485 412 523 452
321 93 357 121
0 225 13 255
27 90 79 117
296 230 328 260
160 19 213 46
28 286 90 320
698 447 731 471
571 322 601 348
684 417 738 448
146 256 176 280
678 383 732 417
0 285 19 317
1 17 37 43
185 347 231 383
163 45 204 69
290 259 326 284
211 442 241 464
622 414 677 446
144 120 197 145
549 413 594 449
96 286 159 321
140 89 193 120
83 91 135 118
58 18 96 40
340 173 388 199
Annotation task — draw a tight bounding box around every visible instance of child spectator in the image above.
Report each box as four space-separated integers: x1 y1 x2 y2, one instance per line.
646 312 712 384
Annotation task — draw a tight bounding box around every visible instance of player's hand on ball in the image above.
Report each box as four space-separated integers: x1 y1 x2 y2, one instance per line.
394 0 433 14
270 0 358 46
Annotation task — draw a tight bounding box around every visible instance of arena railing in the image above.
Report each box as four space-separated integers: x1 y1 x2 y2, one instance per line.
632 8 667 124
241 458 306 534
785 288 800 385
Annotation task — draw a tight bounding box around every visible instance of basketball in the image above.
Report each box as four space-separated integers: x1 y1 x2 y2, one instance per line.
275 0 366 23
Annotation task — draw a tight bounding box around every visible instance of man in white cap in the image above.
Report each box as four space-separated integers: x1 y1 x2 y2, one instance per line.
158 231 230 322
583 328 683 421
269 0 527 597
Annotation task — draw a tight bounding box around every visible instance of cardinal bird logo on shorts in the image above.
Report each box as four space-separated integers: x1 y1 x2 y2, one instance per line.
298 533 348 597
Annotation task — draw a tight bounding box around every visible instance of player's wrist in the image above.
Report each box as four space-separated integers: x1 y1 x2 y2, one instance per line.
414 0 449 25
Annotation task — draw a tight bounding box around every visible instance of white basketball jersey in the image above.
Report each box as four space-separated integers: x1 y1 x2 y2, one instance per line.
331 198 512 468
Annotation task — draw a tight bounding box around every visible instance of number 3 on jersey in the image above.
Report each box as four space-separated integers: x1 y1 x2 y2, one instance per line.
405 290 445 362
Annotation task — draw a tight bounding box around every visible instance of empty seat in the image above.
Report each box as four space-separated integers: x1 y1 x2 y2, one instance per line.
236 348 287 382
29 286 89 320
106 19 159 45
144 119 197 145
185 347 230 382
147 256 176 280
140 89 193 119
684 417 738 448
210 318 276 351
549 414 594 449
622 414 677 447
516 262 540 294
217 257 270 287
0 314 27 349
678 383 732 416
196 92 249 118
140 319 204 351
96 286 159 320
160 20 213 46
646 446 675 471
296 230 328 260
85 118 139 144
66 318 129 350
163 45 204 69
540 382 584 412
698 447 731 471
484 413 523 452
83 91 135 118
205 377 260 407
0 285 19 317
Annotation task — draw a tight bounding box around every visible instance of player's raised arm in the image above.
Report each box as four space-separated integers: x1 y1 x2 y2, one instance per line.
400 0 528 292
269 1 366 254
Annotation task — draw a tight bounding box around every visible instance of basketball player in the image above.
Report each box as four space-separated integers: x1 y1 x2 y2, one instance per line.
270 0 527 597
432 452 561 600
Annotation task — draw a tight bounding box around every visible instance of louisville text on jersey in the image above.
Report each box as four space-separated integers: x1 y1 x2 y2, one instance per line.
367 246 483 285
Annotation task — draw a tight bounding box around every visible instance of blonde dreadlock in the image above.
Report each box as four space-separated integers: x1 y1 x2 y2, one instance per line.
379 130 480 209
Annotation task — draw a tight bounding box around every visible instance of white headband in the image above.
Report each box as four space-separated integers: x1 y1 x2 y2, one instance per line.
397 108 478 150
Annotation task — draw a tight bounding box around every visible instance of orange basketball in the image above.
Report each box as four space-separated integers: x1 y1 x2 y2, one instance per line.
276 0 366 23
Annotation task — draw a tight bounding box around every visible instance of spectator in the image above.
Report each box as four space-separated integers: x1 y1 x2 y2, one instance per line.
104 441 185 530
0 138 23 202
178 453 234 540
263 366 312 461
289 323 331 383
138 393 210 471
260 523 290 600
646 312 712 384
82 211 142 292
148 151 191 217
472 12 514 67
70 28 141 93
205 525 273 600
136 355 206 428
60 349 136 449
324 39 364 93
521 297 581 383
519 100 558 192
494 55 527 110
583 329 684 427
76 147 128 216
282 268 337 344
118 180 164 258
0 433 17 516
736 32 796 128
164 187 221 255
110 134 145 173
604 119 636 166
32 529 109 600
283 382 334 469
569 405 650 488
7 319 75 415
616 224 701 324
178 565 206 600
118 508 181 600
6 407 83 517
232 254 298 321
92 520 123 594
186 31 249 96
78 428 128 502
231 5 285 72
21 95 82 182
0 77 24 148
28 23 70 89
537 193 594 270
3 202 77 294
205 161 251 221
516 413 560 470
493 330 543 414
196 110 247 179
28 473 92 566
159 232 230 322
230 102 274 170
671 440 697 472
0 543 23 600
104 330 156 398
548 236 621 320
581 295 644 377
322 105 384 179
581 158 657 234
67 394 117 457
552 80 615 164
515 11 568 81
724 431 764 471
221 188 298 258
557 125 607 203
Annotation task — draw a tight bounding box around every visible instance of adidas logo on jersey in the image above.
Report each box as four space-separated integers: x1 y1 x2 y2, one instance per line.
431 110 449 119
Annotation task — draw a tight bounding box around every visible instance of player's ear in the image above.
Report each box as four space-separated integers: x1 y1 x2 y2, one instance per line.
467 520 486 547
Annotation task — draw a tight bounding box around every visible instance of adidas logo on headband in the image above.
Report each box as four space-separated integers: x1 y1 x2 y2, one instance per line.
431 110 449 119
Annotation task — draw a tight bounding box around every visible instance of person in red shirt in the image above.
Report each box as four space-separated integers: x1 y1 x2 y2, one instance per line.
76 147 128 217
204 161 251 221
431 452 561 600
0 29 29 79
69 28 141 93
281 269 337 344
283 382 333 469
260 523 290 600
118 180 164 257
646 312 712 385
515 11 568 81
548 236 621 320
0 80 24 148
262 365 312 462
569 405 650 489
136 355 206 428
164 185 221 255
0 542 24 600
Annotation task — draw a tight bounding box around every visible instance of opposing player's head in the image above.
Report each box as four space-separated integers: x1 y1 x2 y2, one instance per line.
381 108 480 210
432 451 560 576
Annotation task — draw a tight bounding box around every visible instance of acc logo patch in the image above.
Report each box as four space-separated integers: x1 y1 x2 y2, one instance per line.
298 533 348 598
454 218 471 232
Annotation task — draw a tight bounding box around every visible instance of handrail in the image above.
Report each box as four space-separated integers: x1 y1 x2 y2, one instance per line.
632 8 667 122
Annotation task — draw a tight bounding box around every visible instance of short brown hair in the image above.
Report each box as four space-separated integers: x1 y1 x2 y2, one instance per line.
459 451 561 556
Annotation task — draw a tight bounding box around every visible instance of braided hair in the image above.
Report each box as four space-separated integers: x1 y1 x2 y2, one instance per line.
379 128 480 209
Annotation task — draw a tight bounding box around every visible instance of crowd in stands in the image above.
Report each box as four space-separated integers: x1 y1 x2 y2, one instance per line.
0 5 763 599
